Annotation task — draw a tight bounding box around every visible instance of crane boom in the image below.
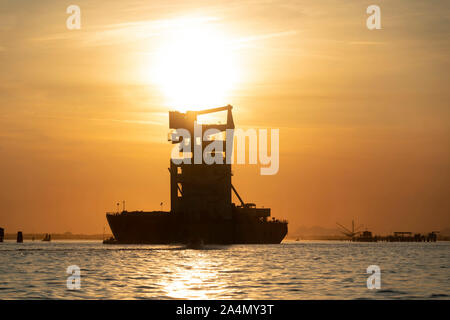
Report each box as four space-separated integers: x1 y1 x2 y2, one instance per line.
231 184 245 207
195 105 232 115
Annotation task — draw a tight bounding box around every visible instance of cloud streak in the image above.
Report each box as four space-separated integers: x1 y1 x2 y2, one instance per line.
31 16 220 47
234 30 298 44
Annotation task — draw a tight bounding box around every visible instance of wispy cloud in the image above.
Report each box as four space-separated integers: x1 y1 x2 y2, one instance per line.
235 30 298 44
31 16 220 47
87 117 164 126
347 41 388 45
32 114 165 126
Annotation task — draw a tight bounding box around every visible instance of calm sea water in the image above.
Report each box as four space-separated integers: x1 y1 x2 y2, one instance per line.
0 240 448 299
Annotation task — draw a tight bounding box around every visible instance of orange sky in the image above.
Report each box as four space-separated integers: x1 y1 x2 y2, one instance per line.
0 0 449 234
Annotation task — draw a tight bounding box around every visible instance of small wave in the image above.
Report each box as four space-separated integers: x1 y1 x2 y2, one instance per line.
135 285 158 290
429 293 448 298
219 269 244 274
376 289 408 295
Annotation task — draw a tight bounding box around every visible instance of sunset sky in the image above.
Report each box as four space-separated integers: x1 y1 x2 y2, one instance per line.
0 0 449 235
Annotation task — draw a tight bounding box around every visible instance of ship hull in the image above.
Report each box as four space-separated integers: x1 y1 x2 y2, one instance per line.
106 211 287 244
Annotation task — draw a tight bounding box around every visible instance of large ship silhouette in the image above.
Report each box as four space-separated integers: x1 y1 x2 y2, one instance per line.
105 105 287 244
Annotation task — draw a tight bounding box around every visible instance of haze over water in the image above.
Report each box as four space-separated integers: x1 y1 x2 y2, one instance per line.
0 241 448 299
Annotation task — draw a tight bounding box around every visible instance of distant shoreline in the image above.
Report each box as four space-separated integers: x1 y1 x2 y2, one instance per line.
286 235 450 241
3 233 449 241
3 233 111 241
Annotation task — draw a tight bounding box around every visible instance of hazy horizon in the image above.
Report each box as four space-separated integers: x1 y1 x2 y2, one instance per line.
3 225 450 238
1 0 449 235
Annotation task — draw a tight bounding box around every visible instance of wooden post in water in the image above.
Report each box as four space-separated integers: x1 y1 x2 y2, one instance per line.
17 231 23 243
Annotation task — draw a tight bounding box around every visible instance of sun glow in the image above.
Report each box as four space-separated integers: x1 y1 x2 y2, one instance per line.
152 21 239 112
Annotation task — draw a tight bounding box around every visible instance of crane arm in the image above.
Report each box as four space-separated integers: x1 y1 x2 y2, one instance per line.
195 105 232 115
231 184 245 207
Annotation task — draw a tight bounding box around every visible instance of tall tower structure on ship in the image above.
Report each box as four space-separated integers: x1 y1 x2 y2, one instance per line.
168 105 234 220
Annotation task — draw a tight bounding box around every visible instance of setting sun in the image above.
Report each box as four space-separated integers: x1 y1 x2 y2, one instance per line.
151 21 239 111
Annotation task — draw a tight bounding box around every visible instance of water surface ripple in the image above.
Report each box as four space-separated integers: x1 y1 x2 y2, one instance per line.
0 240 448 299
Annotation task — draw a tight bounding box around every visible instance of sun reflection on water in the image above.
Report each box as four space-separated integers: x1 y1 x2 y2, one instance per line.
158 252 229 299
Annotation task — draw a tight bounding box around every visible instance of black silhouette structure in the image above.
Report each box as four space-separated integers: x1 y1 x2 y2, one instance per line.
17 231 23 243
353 231 438 242
337 220 438 242
106 105 288 244
0 227 4 242
337 220 363 238
42 233 51 241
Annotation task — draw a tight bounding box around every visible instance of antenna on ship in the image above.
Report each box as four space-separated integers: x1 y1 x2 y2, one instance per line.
116 202 120 213
122 200 126 212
